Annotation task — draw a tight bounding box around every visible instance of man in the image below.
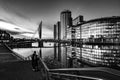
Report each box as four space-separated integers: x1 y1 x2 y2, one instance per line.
31 51 39 71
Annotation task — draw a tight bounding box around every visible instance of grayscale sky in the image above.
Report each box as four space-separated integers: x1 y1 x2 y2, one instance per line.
0 0 120 38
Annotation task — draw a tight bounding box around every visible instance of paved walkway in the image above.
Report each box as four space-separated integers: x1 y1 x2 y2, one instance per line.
0 45 44 80
0 61 42 80
0 45 18 62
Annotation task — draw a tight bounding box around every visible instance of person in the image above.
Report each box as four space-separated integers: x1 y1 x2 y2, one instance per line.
31 51 39 71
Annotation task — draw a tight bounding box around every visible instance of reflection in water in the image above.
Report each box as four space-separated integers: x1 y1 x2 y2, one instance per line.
12 43 120 70
81 45 120 67
12 48 54 59
12 43 79 69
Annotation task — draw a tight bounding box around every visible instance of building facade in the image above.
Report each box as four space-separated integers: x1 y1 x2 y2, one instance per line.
74 16 120 67
60 10 72 40
53 21 61 40
53 24 57 40
0 30 11 43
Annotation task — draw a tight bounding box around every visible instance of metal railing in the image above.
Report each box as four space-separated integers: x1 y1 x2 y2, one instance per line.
4 43 24 60
38 56 105 80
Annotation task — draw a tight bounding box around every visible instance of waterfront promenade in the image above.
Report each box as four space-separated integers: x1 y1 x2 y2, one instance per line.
1 44 120 80
0 61 42 80
0 45 43 80
0 45 18 62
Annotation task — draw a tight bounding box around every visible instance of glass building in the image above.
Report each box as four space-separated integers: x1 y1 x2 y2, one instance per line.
60 10 72 40
54 21 61 40
73 16 120 68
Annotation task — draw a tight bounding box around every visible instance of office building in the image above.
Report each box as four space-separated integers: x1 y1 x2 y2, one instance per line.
60 10 72 40
73 16 120 67
53 21 61 40
53 24 57 40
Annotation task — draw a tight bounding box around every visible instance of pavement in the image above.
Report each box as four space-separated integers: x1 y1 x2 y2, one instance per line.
0 61 43 80
0 45 43 80
0 45 18 62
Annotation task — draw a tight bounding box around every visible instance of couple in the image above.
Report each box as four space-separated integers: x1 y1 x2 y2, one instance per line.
31 51 39 71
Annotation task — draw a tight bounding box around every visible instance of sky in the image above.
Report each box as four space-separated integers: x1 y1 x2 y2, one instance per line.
0 0 120 38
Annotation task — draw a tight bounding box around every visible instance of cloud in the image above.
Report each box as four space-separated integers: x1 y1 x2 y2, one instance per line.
0 1 53 38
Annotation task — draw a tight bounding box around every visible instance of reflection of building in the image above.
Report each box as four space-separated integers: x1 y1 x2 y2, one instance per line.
74 16 120 67
60 10 72 40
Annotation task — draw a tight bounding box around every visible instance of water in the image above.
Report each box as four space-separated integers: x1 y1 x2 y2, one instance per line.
12 48 54 59
12 43 83 69
12 42 120 70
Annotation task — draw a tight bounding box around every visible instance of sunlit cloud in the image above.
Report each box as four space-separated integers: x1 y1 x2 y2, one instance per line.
0 2 53 39
0 21 33 33
0 20 53 39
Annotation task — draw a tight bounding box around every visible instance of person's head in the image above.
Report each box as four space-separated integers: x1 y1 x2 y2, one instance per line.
34 51 36 53
33 51 36 55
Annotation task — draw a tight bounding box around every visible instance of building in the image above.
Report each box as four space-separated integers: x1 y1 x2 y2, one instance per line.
53 24 57 40
0 30 11 44
60 10 72 40
73 15 84 26
72 15 84 42
73 16 120 67
53 21 61 40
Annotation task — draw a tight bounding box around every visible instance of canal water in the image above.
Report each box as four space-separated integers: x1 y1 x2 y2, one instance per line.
12 43 84 69
11 42 120 70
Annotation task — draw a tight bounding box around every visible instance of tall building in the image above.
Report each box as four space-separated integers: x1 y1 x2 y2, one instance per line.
53 21 61 40
56 21 61 40
53 24 57 40
38 21 42 39
60 10 72 40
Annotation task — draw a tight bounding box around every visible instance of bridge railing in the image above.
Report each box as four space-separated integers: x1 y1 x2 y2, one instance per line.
48 70 103 80
37 56 105 80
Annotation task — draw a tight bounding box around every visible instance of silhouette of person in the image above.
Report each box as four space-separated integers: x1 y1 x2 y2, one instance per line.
31 51 39 71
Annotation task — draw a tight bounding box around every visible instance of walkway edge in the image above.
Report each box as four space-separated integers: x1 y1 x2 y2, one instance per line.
4 44 24 60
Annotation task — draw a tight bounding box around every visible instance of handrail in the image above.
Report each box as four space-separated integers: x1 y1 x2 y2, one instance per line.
49 67 120 80
38 56 105 80
39 57 49 71
49 72 103 80
3 43 24 60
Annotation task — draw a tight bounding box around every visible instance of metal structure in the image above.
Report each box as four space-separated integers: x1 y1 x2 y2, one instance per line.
37 55 120 80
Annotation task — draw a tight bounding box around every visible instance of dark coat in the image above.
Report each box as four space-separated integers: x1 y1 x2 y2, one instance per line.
31 54 39 66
